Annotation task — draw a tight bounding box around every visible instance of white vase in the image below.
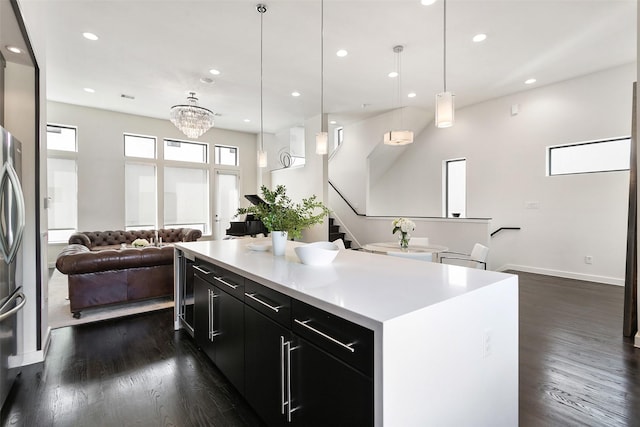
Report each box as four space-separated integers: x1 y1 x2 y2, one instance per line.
271 231 288 256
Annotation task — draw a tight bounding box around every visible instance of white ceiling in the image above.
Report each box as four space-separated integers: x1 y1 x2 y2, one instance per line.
23 0 637 136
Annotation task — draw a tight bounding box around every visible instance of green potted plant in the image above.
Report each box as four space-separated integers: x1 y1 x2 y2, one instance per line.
237 185 330 255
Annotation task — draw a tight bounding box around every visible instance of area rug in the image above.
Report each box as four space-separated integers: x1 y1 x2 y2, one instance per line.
48 268 174 329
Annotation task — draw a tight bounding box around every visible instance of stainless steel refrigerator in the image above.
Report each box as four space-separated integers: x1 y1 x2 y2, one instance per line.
0 126 26 409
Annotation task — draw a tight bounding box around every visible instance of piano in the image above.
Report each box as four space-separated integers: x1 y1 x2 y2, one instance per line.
226 194 269 237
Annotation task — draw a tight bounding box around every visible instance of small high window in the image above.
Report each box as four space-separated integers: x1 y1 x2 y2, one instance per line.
164 139 208 163
124 134 156 159
445 158 466 218
47 124 77 152
548 137 630 176
214 145 238 166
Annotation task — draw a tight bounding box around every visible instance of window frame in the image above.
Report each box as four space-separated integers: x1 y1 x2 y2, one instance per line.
214 144 239 166
124 133 157 159
163 138 209 164
547 136 631 176
444 158 467 218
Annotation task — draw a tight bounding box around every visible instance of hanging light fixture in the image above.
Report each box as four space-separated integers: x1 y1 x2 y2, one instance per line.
257 4 268 168
315 0 328 155
435 0 454 128
383 45 413 146
169 92 215 139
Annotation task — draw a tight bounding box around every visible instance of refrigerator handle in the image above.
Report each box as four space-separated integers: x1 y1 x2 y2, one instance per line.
0 161 26 264
0 291 26 321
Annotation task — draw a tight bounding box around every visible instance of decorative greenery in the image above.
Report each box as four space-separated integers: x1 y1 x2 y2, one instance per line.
237 185 330 240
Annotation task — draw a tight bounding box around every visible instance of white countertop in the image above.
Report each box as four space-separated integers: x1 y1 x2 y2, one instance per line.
175 239 515 330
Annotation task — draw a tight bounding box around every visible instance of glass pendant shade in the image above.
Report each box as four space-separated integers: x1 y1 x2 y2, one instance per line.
383 130 414 146
257 149 267 168
435 91 454 128
316 132 328 155
170 92 215 139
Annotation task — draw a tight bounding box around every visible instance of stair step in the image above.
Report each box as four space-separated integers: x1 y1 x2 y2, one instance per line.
329 225 340 233
329 232 345 241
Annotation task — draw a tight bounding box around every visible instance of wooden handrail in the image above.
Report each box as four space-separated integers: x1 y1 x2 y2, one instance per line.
491 227 521 237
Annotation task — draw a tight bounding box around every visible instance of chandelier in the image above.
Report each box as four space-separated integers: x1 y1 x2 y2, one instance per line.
170 92 215 139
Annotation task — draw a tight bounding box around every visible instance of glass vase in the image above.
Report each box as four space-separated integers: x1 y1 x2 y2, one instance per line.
399 232 410 249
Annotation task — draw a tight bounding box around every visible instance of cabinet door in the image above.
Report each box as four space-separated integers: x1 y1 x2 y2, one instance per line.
291 337 374 427
245 305 290 427
193 275 215 360
214 287 245 394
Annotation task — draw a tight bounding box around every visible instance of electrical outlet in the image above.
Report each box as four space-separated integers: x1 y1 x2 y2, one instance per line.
585 256 593 264
483 329 492 359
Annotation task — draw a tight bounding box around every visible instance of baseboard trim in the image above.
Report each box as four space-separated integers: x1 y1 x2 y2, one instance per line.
497 264 624 287
635 332 640 348
20 327 51 366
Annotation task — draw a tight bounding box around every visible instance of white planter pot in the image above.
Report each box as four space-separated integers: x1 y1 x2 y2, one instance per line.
271 231 288 256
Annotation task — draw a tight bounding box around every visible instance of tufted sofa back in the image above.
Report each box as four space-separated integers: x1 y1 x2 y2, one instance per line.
68 228 202 249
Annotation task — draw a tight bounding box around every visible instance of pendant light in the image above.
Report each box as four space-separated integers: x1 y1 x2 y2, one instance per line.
169 92 215 139
383 45 413 146
435 0 454 128
257 4 268 168
315 0 328 155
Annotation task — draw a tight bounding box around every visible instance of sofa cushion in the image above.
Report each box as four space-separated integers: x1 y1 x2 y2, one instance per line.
56 246 174 275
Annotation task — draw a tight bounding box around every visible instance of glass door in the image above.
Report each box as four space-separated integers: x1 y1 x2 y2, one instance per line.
214 171 239 240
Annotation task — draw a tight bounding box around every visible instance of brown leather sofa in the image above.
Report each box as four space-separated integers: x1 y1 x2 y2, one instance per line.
68 228 202 250
56 228 202 318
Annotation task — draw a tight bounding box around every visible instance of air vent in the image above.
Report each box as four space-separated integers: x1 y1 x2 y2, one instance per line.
121 94 135 100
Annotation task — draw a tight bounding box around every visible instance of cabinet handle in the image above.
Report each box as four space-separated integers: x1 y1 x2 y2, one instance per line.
208 289 220 341
245 292 282 313
193 265 212 275
285 340 299 422
214 276 238 290
280 336 286 415
294 319 356 353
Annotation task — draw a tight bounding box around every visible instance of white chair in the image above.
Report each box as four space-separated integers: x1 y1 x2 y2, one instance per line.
439 243 489 269
410 237 429 247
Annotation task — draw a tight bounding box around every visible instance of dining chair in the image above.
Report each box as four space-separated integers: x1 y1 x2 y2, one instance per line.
439 243 489 269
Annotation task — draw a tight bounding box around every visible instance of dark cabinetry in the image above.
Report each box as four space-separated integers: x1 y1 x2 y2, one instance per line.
193 260 245 394
191 259 374 427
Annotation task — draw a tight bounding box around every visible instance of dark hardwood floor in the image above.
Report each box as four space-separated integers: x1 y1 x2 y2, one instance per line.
517 271 640 427
1 271 639 426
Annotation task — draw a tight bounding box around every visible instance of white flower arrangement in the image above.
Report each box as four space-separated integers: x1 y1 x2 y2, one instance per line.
132 238 150 248
392 218 415 234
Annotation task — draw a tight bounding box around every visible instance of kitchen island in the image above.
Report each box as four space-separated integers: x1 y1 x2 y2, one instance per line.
174 239 518 427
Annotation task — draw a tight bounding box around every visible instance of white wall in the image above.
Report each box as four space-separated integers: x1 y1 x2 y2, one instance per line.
331 64 635 284
47 101 258 261
271 114 328 242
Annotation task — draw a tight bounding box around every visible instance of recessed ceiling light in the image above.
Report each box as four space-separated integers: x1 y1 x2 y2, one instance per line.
524 78 537 85
82 32 99 41
200 77 214 84
388 71 399 78
421 0 437 5
209 69 221 75
244 119 251 123
408 92 417 98
336 49 348 57
6 46 21 54
291 91 301 97
329 120 337 125
83 87 95 93
472 33 487 43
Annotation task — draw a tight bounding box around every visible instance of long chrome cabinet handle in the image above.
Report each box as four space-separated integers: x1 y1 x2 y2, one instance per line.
294 319 356 353
280 336 286 415
244 292 282 313
208 289 220 341
193 265 212 275
285 341 299 422
214 276 238 290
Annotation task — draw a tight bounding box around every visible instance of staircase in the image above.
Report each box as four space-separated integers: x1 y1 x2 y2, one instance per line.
328 217 352 249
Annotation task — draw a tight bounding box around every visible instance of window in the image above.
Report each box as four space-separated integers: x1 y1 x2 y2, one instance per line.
46 124 77 152
164 139 207 163
214 145 238 166
124 134 156 159
445 159 466 218
47 124 78 243
548 137 630 176
164 167 209 233
125 163 156 230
